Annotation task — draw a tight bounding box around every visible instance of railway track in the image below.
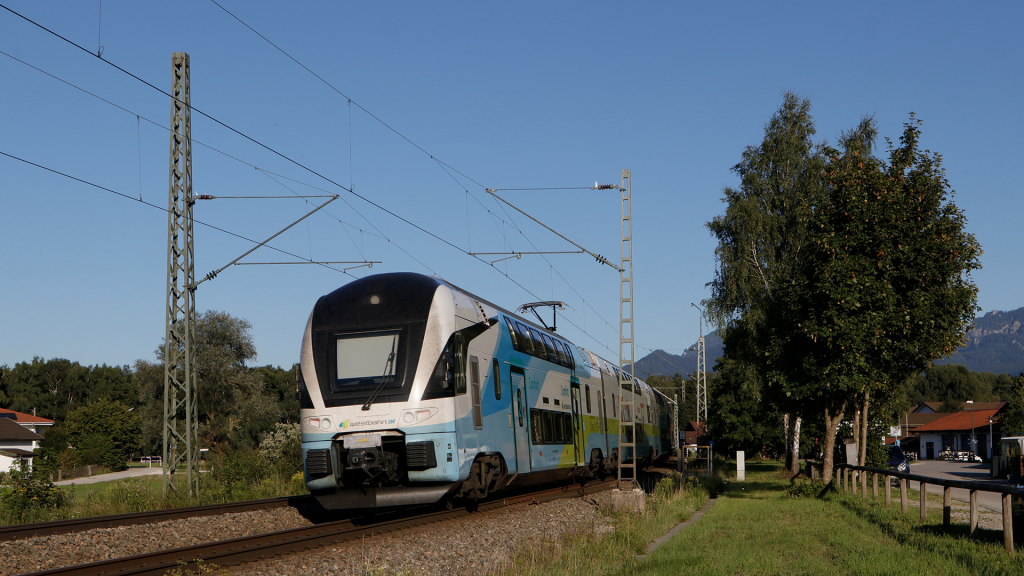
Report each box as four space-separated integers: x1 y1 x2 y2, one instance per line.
0 495 317 542
22 480 615 576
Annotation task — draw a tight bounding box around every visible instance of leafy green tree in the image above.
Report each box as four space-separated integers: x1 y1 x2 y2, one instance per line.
1000 375 1024 436
706 92 826 472
905 364 999 406
33 424 78 474
0 364 10 406
2 357 90 420
136 310 283 454
254 365 299 424
770 115 980 481
707 356 784 458
82 364 137 407
64 399 142 471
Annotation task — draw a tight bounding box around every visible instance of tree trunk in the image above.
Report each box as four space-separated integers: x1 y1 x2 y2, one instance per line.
822 401 848 484
851 401 861 466
790 416 802 475
783 413 791 469
859 388 871 469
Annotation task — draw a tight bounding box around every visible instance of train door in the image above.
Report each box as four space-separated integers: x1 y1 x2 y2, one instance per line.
570 381 585 467
598 369 610 459
508 366 531 480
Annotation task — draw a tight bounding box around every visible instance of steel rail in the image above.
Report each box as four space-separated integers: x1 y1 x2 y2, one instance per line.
23 481 615 576
0 495 316 542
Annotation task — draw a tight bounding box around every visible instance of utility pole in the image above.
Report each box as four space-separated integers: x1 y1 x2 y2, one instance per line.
617 169 637 491
692 303 707 441
163 52 200 497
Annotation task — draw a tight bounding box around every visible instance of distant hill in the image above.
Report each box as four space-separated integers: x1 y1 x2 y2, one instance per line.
936 307 1024 376
629 307 1024 379
627 331 724 380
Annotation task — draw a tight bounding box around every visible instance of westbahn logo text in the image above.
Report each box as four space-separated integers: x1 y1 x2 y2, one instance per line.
340 418 397 429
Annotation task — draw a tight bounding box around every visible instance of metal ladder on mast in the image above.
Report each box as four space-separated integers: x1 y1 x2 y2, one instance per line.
616 169 639 491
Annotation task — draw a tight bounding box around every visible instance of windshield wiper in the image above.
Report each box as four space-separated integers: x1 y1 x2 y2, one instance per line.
362 338 397 411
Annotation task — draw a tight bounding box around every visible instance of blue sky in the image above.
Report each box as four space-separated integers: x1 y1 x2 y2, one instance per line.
2 1 1021 371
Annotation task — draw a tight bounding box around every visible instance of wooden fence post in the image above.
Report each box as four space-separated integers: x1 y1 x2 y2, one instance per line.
885 474 891 506
943 487 952 531
970 490 979 538
872 473 878 501
862 469 867 498
920 482 928 522
1003 493 1014 554
900 478 908 513
840 467 845 491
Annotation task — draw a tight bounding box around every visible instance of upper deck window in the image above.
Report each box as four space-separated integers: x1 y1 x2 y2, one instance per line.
334 329 402 391
514 321 536 355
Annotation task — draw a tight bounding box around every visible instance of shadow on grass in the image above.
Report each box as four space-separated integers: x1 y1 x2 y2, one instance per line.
722 480 783 499
830 491 1022 574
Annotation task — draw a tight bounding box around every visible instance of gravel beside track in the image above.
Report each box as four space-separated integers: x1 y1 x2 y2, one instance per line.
237 491 613 576
0 507 313 576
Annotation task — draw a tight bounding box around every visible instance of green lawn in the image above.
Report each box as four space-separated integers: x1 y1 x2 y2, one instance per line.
626 467 1024 576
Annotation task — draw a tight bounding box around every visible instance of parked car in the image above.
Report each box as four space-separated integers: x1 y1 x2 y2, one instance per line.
888 445 910 473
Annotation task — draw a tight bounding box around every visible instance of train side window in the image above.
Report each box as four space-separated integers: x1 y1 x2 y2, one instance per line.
512 322 532 355
563 413 574 444
530 409 542 444
504 317 519 351
552 411 564 444
540 333 557 363
492 359 501 401
527 327 545 360
542 411 554 444
585 385 592 413
470 356 482 430
554 340 568 366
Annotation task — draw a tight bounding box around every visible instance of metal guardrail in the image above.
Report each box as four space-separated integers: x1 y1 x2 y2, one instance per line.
819 462 1024 554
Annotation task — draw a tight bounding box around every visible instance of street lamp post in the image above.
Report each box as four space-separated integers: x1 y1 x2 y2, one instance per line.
967 400 975 458
989 417 994 460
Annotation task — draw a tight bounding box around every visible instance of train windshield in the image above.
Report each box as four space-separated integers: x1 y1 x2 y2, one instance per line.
334 329 403 390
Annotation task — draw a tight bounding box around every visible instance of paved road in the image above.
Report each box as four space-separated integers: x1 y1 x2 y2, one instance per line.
54 466 164 486
904 460 1007 512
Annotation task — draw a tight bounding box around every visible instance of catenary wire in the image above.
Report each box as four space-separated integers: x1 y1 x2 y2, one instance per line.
2 5 672 359
0 150 360 279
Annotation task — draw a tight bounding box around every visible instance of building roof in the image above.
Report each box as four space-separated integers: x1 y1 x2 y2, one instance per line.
0 417 45 441
0 448 36 457
912 409 1002 433
913 401 1006 414
0 408 54 425
906 413 948 426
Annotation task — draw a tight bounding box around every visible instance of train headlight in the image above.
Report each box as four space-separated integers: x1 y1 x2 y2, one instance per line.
305 416 333 430
400 408 438 424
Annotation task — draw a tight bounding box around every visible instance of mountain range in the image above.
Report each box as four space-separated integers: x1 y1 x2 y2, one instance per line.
629 306 1024 379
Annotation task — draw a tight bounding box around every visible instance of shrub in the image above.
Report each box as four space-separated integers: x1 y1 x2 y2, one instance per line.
0 464 69 523
258 423 301 475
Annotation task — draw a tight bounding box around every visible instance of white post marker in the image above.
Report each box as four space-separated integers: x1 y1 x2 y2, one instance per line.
737 450 745 481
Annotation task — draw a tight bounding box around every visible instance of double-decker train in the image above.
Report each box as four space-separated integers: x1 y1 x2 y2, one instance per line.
298 272 676 509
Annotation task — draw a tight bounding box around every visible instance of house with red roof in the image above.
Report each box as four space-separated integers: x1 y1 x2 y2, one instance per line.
912 407 1003 460
0 418 44 472
0 408 54 435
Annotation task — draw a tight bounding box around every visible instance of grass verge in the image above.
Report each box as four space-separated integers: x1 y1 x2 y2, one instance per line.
628 464 1024 576
496 474 718 576
0 469 306 525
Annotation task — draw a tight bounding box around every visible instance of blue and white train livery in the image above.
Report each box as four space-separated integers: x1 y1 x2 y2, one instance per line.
298 272 676 509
